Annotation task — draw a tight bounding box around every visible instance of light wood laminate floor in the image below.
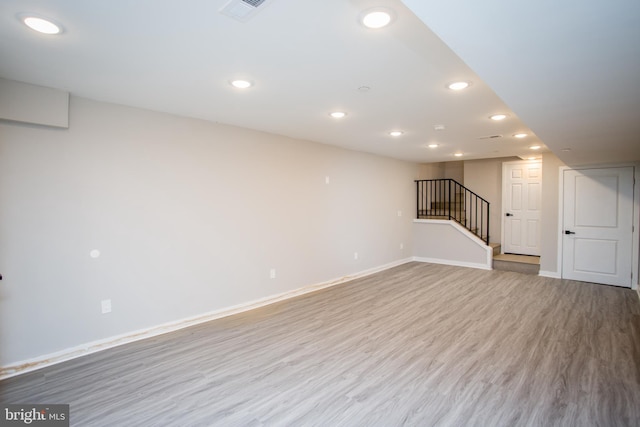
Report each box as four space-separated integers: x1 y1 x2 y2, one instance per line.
2 262 639 426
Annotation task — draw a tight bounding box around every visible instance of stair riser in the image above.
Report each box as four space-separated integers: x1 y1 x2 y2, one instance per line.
492 260 540 275
431 202 464 210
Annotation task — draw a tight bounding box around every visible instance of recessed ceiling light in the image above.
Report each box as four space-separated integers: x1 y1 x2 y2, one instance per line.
528 157 537 160
361 8 394 29
454 152 463 157
357 86 371 92
21 15 62 35
230 79 252 89
490 114 508 121
513 132 528 138
529 145 542 150
561 148 572 152
389 130 404 137
447 81 470 91
330 111 347 119
428 144 439 148
433 124 446 131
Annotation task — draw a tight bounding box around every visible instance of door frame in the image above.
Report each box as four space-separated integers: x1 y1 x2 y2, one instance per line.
557 164 640 290
501 159 542 255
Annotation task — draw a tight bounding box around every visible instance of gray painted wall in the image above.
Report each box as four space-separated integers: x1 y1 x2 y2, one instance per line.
0 78 69 128
540 153 567 274
413 221 490 268
0 96 419 365
417 160 464 181
417 162 444 180
462 157 519 244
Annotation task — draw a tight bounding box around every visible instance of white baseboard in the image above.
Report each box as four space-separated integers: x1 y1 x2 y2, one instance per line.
0 258 413 380
539 270 562 279
413 256 492 271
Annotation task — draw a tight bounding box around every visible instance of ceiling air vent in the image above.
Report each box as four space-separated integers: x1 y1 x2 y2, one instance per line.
220 0 270 22
477 134 503 140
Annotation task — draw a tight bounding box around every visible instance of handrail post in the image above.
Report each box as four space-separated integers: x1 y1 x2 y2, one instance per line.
416 180 419 218
486 202 490 245
448 179 452 220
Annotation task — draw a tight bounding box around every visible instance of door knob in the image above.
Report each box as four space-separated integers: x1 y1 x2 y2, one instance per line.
564 230 576 235
506 213 513 217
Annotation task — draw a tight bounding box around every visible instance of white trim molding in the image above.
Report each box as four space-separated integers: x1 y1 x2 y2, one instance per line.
539 270 562 279
413 256 492 271
0 257 413 380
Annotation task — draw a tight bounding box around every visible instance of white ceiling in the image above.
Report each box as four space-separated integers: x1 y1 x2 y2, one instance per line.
0 0 638 165
403 0 640 166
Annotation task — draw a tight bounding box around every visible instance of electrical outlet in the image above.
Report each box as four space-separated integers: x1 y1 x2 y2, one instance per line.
101 299 112 314
270 268 276 279
354 252 359 260
397 210 402 217
325 176 330 184
400 243 404 250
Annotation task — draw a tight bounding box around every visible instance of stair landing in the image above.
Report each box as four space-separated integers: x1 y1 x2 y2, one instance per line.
493 253 540 275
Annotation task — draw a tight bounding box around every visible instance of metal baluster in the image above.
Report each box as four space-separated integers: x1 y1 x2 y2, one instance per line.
475 197 478 238
480 199 484 241
486 202 490 244
448 180 451 220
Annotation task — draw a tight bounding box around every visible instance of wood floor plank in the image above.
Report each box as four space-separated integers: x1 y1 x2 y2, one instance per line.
1 262 639 426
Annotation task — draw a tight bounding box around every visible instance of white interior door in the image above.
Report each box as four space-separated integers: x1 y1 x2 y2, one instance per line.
562 167 634 287
502 161 542 255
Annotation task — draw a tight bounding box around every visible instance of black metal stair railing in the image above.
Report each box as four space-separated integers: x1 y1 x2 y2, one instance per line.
415 179 490 245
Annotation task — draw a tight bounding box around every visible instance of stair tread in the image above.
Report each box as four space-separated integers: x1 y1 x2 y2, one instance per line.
493 254 540 265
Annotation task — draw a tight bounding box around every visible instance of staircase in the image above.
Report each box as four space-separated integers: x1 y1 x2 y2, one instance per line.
490 243 540 274
416 179 540 274
416 179 490 244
